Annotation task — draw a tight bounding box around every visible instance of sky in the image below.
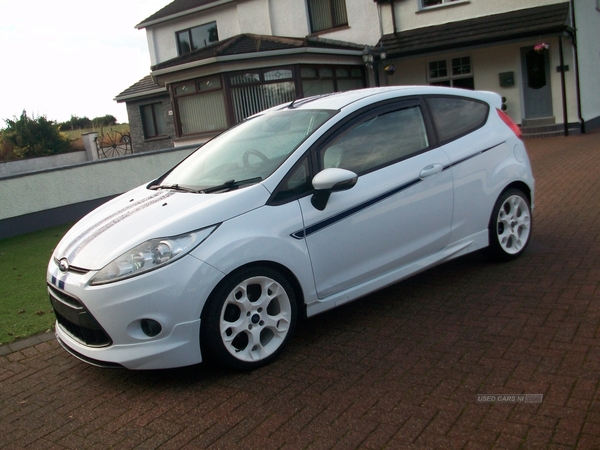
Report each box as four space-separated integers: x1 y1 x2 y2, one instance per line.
0 0 171 125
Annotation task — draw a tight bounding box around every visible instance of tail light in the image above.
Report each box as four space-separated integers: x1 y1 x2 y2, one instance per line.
496 108 522 139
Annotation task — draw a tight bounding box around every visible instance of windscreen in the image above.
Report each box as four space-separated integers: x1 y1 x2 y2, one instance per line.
159 109 336 192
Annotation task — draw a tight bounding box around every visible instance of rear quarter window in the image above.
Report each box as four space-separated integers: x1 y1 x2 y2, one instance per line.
426 96 489 143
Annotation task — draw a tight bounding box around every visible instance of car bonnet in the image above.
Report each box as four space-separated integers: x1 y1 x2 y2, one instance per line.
53 183 271 271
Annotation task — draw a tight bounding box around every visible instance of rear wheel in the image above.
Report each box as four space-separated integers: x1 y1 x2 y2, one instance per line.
201 266 297 370
487 189 532 261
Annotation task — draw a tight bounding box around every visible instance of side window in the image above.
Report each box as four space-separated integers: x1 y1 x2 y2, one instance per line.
270 157 312 203
319 105 429 174
426 96 488 143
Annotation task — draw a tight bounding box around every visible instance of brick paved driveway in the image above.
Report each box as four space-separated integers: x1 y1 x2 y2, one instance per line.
1 130 599 449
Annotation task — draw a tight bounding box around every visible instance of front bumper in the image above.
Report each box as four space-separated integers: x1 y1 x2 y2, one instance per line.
47 255 224 370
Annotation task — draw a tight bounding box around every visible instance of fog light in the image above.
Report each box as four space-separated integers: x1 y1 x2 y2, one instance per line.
141 319 162 337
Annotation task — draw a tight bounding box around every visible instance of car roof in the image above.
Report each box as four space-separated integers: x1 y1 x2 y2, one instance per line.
268 86 501 113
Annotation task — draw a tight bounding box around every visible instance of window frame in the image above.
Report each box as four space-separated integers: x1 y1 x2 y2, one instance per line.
420 0 465 10
427 56 474 89
423 94 490 145
315 100 432 176
140 102 167 140
307 0 349 34
176 21 218 55
300 66 365 97
172 74 228 137
269 98 435 206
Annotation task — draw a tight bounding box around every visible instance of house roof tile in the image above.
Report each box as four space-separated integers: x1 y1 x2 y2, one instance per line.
115 34 364 101
151 33 364 71
380 3 571 58
137 0 228 28
114 75 165 102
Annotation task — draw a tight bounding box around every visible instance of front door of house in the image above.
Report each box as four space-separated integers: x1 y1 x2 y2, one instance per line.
521 46 553 119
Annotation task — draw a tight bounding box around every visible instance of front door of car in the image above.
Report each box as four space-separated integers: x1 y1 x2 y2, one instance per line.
297 102 453 299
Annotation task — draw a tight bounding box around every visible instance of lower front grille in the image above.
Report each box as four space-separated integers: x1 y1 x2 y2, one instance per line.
48 285 112 347
56 336 123 368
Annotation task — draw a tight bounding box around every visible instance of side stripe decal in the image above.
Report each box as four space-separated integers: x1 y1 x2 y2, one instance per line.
291 178 420 239
291 142 503 240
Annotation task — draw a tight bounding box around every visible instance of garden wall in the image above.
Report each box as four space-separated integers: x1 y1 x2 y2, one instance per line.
0 151 88 177
0 146 197 239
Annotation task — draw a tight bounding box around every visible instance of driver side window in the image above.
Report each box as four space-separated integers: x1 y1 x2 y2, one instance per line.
320 105 429 174
270 157 312 203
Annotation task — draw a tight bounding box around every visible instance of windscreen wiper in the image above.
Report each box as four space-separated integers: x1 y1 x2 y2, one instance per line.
201 177 262 194
149 184 200 193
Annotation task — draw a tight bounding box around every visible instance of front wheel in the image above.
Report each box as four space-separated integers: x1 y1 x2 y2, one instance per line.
201 266 297 370
486 189 532 261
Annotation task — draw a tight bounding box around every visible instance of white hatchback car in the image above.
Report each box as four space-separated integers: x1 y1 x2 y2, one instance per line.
48 87 533 370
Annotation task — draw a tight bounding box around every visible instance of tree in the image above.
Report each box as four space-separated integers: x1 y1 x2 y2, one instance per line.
92 114 118 128
0 111 72 161
59 115 92 130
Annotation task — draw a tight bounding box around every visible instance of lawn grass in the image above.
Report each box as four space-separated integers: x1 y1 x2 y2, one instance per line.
0 224 71 345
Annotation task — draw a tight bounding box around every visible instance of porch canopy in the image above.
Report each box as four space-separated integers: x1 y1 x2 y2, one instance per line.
379 3 572 59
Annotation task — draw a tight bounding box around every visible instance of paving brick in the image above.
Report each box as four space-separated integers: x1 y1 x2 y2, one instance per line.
1 131 600 447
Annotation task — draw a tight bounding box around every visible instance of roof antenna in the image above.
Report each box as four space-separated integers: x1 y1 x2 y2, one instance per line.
288 76 323 109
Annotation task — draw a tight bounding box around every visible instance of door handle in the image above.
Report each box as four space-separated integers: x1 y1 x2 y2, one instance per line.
419 164 443 179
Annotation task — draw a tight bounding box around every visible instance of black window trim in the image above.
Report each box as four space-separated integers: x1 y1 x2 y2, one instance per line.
268 97 435 206
422 94 490 146
140 102 167 140
176 21 218 56
307 0 349 34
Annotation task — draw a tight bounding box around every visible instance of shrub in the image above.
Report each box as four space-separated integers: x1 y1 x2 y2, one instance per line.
0 111 72 161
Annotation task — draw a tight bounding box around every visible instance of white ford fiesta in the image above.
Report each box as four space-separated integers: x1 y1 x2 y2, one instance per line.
48 86 534 370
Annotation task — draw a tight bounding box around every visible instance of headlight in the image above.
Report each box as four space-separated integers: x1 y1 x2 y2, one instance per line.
90 226 217 285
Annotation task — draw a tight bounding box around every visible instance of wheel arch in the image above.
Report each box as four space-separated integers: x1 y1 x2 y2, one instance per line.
201 260 307 322
487 180 533 231
501 181 532 205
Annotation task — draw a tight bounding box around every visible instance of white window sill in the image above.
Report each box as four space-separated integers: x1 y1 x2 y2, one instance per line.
417 0 470 14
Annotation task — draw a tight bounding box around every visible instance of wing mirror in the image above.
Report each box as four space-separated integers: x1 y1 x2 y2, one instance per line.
311 168 358 211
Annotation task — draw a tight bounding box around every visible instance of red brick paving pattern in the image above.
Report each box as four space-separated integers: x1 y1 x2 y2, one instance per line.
1 130 599 449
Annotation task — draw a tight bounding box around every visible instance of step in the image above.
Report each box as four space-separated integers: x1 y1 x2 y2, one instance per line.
521 116 556 127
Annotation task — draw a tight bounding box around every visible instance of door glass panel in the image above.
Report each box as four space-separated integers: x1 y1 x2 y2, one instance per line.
526 50 547 90
320 106 429 174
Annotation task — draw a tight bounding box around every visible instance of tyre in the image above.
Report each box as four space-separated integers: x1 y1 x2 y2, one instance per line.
486 189 532 261
201 266 297 370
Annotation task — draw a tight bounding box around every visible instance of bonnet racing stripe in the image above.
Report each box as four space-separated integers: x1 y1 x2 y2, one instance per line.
63 191 175 262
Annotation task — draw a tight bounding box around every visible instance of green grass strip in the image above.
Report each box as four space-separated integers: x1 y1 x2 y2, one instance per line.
0 224 71 345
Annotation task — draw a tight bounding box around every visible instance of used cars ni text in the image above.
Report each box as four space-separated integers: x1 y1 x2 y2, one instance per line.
47 86 534 370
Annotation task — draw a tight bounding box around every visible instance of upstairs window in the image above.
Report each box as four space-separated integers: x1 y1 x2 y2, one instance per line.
176 21 218 55
308 0 348 33
421 0 461 8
